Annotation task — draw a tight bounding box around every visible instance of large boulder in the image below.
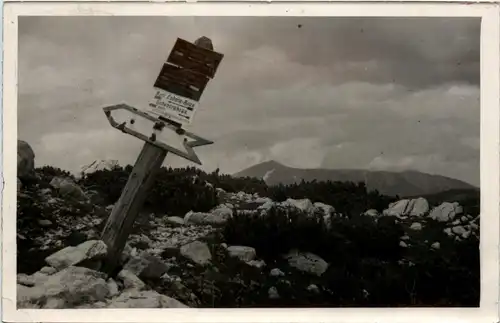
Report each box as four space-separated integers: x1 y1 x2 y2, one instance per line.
429 202 463 222
383 198 429 218
18 140 35 178
45 240 108 271
227 246 257 262
50 176 87 200
17 266 109 309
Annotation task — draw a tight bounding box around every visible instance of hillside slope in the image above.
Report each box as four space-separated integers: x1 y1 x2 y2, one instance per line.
234 160 477 197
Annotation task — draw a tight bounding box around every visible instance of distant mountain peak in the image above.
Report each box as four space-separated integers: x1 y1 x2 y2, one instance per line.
80 159 119 174
234 160 476 197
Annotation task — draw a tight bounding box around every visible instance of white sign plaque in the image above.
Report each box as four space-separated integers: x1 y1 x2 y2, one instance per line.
147 87 199 125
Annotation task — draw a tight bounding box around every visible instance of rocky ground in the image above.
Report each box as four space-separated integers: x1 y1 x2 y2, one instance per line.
16 139 480 308
17 177 480 308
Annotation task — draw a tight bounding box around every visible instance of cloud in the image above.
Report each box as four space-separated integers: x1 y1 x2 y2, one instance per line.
17 16 480 186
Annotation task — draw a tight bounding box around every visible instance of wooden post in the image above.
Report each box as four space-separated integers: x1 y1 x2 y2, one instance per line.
99 36 223 276
100 142 167 275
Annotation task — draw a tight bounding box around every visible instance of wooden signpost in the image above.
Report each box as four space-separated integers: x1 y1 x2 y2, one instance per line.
99 37 224 275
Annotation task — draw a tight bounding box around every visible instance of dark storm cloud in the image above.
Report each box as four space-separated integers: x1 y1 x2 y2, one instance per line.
17 16 480 185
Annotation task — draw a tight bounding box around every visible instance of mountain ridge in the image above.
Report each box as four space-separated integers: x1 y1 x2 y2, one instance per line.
233 160 478 197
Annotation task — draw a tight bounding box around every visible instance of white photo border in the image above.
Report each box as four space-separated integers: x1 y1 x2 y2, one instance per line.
2 2 499 323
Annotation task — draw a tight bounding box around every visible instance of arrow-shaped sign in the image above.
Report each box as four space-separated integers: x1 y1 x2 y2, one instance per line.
103 103 213 165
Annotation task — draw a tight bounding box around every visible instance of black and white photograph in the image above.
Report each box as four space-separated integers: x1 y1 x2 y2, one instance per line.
12 12 490 311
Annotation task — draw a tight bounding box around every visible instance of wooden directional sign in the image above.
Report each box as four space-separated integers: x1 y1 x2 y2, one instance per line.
148 37 224 126
100 37 222 276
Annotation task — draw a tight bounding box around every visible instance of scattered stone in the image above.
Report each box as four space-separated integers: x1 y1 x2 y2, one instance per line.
399 241 408 248
270 268 285 277
38 219 53 227
45 240 107 271
284 250 328 277
268 286 280 299
431 242 441 250
246 259 266 269
165 216 185 227
227 246 257 262
117 269 146 291
180 241 212 266
307 284 320 294
410 222 423 231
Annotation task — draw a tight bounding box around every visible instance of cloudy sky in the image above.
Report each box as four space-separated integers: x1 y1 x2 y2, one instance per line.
18 16 480 186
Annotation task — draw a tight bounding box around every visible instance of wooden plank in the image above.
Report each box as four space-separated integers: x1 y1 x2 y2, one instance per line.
167 38 224 78
100 142 168 275
153 77 203 102
155 63 210 92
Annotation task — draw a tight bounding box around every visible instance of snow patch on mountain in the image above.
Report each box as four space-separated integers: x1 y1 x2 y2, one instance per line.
262 169 275 183
80 160 119 175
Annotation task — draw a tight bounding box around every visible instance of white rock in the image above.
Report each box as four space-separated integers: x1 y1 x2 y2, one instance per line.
383 198 429 218
443 228 453 236
180 241 212 266
313 202 335 216
17 266 109 309
45 240 107 270
107 290 188 308
307 284 320 294
399 241 408 248
431 242 441 250
364 209 379 217
410 222 423 231
452 225 467 236
118 269 146 290
268 286 280 299
283 198 314 214
227 246 257 262
400 235 410 240
429 202 463 222
246 259 266 269
270 268 285 277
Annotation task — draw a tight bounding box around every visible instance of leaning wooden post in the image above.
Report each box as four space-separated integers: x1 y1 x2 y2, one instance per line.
100 36 224 275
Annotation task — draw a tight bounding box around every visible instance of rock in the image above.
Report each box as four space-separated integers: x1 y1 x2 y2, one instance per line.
268 286 280 299
307 284 320 294
431 242 441 250
383 198 429 218
246 259 266 269
107 279 120 298
180 241 212 266
43 297 67 309
399 241 408 248
184 211 228 227
45 240 107 271
38 219 53 227
443 228 453 237
283 198 314 214
107 289 188 308
165 216 185 227
50 176 87 200
452 225 468 236
313 202 335 216
410 222 423 231
17 274 36 287
124 251 170 280
211 205 233 219
400 235 410 240
429 202 463 222
284 250 328 277
270 268 285 277
17 266 109 309
227 246 257 262
118 269 146 290
18 140 35 177
364 209 379 217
